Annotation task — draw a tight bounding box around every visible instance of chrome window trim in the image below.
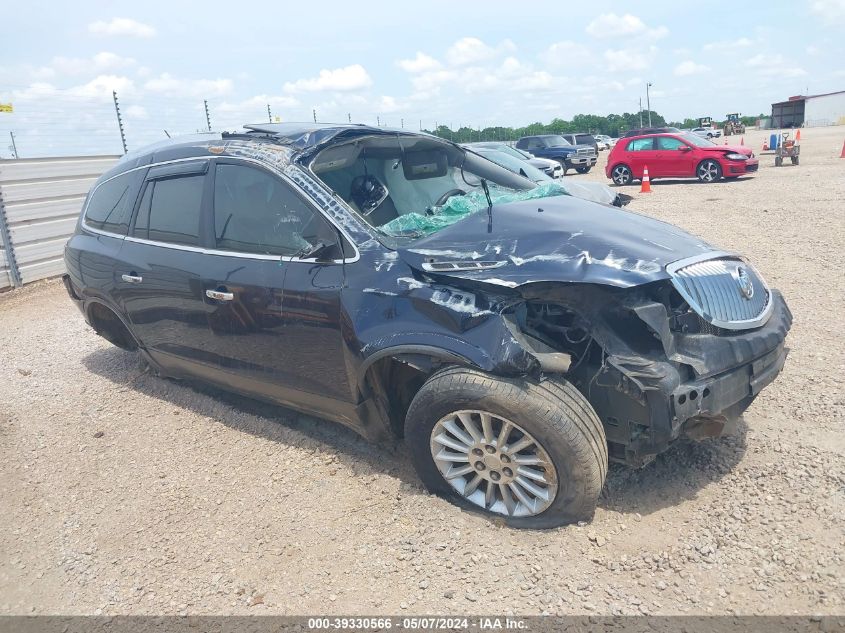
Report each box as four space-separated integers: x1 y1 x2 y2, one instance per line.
666 250 774 331
80 154 360 264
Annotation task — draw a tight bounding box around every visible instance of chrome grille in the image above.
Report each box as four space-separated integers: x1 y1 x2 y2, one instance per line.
668 254 772 330
576 147 594 156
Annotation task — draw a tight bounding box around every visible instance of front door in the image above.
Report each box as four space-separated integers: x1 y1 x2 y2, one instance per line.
199 160 352 415
655 136 695 177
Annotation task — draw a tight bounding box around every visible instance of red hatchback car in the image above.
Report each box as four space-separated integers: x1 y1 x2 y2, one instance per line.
606 132 758 185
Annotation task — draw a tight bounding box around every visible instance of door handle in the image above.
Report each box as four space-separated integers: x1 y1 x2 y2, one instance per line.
206 289 234 301
121 273 143 284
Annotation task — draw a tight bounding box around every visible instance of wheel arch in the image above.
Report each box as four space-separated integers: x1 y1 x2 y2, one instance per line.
84 298 138 351
359 345 483 437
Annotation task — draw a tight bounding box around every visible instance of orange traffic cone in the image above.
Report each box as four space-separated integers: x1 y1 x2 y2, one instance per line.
640 166 652 193
796 129 801 141
740 136 744 146
840 139 845 158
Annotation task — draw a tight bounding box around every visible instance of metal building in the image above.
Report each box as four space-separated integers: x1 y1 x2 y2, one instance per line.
771 90 845 128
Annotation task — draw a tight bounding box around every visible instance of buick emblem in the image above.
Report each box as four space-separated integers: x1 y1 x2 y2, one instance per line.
734 266 754 300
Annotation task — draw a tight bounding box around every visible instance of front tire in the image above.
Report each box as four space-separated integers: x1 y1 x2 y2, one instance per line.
697 159 722 182
575 166 591 174
611 163 633 185
405 367 607 528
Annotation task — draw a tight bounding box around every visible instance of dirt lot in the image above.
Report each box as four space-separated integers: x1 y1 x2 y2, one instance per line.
1 126 843 616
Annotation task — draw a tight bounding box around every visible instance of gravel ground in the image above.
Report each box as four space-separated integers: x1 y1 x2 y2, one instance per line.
1 126 843 616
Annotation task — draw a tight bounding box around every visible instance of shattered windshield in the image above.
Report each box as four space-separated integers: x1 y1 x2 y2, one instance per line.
310 135 569 239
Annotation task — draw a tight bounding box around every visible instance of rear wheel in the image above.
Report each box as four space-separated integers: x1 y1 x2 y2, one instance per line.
696 159 722 182
405 367 607 528
775 156 783 167
611 164 633 185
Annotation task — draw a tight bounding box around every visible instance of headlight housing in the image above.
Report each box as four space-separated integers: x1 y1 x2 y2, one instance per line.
724 152 748 160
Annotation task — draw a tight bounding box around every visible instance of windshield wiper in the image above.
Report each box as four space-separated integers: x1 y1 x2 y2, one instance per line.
480 178 493 234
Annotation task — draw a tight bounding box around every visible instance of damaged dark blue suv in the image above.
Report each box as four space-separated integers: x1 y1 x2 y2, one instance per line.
63 123 791 528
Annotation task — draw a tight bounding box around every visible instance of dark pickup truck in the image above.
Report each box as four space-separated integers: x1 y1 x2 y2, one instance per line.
515 134 597 174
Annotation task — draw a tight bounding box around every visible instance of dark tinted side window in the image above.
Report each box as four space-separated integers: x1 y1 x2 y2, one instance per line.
84 170 144 235
133 175 204 246
575 134 595 145
213 163 335 257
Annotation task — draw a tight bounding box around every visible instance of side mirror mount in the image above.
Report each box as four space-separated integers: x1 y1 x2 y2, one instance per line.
679 145 692 152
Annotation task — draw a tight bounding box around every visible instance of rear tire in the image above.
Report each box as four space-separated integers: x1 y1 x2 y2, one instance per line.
611 164 633 185
405 366 608 529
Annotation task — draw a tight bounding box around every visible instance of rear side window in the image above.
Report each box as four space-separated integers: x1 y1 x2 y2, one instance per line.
657 136 686 150
575 134 594 145
627 138 655 151
133 175 205 246
212 163 335 256
84 170 144 235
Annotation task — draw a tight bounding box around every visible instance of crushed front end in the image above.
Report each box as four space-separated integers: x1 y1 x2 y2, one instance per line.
508 253 792 467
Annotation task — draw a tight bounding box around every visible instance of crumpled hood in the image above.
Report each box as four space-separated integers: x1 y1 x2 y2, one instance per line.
701 144 753 156
398 195 717 289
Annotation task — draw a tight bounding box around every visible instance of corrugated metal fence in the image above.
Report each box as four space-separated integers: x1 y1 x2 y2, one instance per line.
0 155 119 289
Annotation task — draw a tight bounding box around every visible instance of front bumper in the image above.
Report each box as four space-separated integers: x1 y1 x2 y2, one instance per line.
567 155 597 167
727 158 759 175
599 291 792 465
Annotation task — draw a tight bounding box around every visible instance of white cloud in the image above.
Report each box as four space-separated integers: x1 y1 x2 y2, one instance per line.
604 46 657 72
88 17 156 38
283 64 372 92
703 37 753 51
586 13 667 40
674 60 710 76
217 94 300 113
539 41 591 66
396 52 441 73
125 105 149 119
746 53 806 76
810 0 845 25
70 75 136 98
376 95 405 113
144 73 233 97
51 52 137 75
446 37 496 66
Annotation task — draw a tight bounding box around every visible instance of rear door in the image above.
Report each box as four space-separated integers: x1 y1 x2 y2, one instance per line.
116 160 213 375
624 137 657 178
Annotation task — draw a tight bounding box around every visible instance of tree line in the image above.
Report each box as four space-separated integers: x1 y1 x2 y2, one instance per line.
424 112 765 143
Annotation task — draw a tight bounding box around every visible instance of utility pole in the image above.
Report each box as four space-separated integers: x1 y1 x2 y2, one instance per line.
646 83 653 127
377 115 380 127
112 90 127 154
313 109 317 123
638 98 643 128
348 113 352 123
267 104 272 123
419 119 422 131
203 99 212 131
400 118 404 129
9 132 18 159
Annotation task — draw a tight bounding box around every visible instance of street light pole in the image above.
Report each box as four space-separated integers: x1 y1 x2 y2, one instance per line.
646 83 653 127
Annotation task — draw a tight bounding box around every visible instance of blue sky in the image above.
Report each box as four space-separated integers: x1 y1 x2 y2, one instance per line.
1 0 844 156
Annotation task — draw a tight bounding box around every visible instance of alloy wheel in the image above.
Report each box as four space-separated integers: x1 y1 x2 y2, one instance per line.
612 165 631 185
698 161 720 182
430 410 558 517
